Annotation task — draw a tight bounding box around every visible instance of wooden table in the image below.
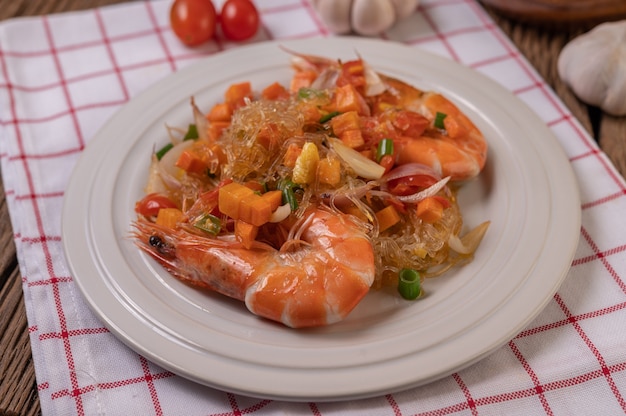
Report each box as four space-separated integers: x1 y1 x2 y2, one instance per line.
1 1 624 415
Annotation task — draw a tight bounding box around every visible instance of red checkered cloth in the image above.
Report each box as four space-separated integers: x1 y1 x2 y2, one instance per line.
2 0 626 414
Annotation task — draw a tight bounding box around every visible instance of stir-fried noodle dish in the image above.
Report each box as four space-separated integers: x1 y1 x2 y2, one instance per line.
133 51 490 328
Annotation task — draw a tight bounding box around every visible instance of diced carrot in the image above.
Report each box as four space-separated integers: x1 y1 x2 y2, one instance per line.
206 102 233 122
235 220 259 250
416 196 444 224
156 207 184 229
261 190 283 211
290 70 318 92
379 154 395 174
239 194 272 226
256 122 280 150
332 84 369 115
317 157 341 186
339 129 364 149
299 103 322 124
175 149 208 175
283 143 302 168
224 82 252 108
262 82 289 100
219 182 254 220
376 205 401 232
218 182 272 226
207 121 230 141
330 111 360 136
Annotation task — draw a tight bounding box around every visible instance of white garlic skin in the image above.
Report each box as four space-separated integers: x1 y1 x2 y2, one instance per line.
558 20 626 116
314 0 419 36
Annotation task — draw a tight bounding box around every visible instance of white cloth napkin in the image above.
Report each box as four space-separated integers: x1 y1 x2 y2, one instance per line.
2 0 626 415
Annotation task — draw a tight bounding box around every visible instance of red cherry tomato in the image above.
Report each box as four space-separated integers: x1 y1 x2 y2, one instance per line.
387 175 439 196
220 0 260 41
135 193 178 217
170 0 217 46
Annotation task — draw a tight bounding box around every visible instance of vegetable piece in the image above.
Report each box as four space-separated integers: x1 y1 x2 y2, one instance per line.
290 71 318 92
317 157 341 185
262 82 289 100
313 0 418 36
261 190 284 211
183 124 199 140
220 0 260 42
218 182 272 226
448 221 490 255
207 103 233 122
224 82 252 108
434 112 447 129
155 207 184 228
282 143 302 168
170 0 217 46
175 149 209 175
193 213 222 235
330 137 385 180
155 143 174 160
416 196 444 224
207 121 230 141
292 142 320 184
339 129 364 149
330 111 360 135
398 268 421 300
375 204 401 232
376 138 394 162
235 220 259 249
332 84 369 115
278 178 300 211
378 154 394 174
135 193 178 217
319 111 341 124
557 20 626 116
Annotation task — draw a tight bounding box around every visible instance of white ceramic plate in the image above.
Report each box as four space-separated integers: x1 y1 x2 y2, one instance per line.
62 38 580 402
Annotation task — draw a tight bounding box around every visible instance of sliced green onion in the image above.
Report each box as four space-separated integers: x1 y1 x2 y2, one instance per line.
297 87 321 99
193 214 221 235
376 138 394 162
319 111 341 124
278 178 300 211
434 112 447 130
155 143 174 160
183 124 199 141
398 268 422 300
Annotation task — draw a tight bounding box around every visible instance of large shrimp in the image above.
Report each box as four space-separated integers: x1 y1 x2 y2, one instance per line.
288 51 487 181
133 208 375 328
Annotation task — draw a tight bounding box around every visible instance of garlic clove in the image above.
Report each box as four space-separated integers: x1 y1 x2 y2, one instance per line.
558 20 626 116
351 0 396 36
389 0 419 21
315 0 354 35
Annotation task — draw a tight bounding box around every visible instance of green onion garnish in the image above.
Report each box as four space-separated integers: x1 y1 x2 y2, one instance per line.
183 124 199 141
434 112 447 130
193 214 221 235
319 111 341 124
398 268 422 300
376 138 394 162
155 143 174 160
278 178 300 211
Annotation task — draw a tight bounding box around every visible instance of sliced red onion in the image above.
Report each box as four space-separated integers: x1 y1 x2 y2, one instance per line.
310 67 339 90
191 97 208 142
269 203 292 223
396 176 450 203
363 61 386 96
382 163 441 182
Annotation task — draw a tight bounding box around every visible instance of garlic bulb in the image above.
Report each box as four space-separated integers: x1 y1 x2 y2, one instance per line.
313 0 419 36
557 20 626 116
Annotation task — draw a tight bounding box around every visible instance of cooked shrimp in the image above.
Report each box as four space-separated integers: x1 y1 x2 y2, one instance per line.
375 75 487 181
286 51 487 181
133 208 375 328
